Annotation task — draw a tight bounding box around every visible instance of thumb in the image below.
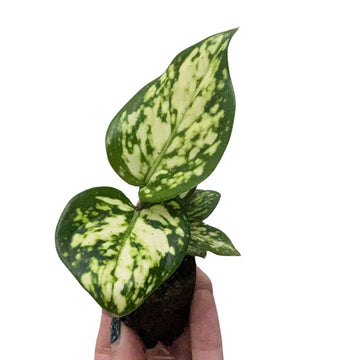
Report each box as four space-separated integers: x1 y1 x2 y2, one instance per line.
110 323 146 360
95 310 146 360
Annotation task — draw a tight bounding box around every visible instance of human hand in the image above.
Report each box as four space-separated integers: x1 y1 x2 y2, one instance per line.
95 268 223 360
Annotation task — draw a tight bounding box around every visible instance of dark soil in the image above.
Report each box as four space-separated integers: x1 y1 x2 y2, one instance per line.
120 255 196 348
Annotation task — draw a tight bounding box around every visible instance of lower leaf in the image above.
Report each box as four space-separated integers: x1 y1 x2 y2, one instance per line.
55 187 190 316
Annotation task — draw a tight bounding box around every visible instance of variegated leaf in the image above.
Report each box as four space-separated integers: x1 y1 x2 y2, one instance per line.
176 187 197 208
186 242 207 258
106 28 237 202
187 189 220 220
177 187 196 202
189 221 240 256
55 187 190 316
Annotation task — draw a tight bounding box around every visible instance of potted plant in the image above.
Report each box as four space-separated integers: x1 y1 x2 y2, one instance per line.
56 28 240 349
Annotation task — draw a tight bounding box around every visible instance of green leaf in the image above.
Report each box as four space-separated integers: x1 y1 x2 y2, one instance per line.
186 242 207 258
55 187 190 316
106 28 237 202
187 189 221 220
177 187 197 203
189 221 240 257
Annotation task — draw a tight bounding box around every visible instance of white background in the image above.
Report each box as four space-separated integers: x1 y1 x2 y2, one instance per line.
1 0 359 359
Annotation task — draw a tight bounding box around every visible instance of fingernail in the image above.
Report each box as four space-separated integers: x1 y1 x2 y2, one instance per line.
110 317 121 343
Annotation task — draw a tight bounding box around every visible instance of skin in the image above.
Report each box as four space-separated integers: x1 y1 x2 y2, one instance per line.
95 268 223 360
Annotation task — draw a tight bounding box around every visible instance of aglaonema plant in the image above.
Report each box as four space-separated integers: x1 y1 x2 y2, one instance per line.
56 28 240 348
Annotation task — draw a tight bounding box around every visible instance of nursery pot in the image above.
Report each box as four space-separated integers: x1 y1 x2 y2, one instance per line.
119 255 196 348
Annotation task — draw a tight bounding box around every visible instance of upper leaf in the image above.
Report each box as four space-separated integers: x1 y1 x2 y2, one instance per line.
55 187 190 316
106 28 237 202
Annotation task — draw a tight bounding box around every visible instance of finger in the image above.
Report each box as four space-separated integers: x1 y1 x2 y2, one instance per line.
111 324 146 360
190 289 223 360
195 267 213 293
95 310 146 360
95 310 112 360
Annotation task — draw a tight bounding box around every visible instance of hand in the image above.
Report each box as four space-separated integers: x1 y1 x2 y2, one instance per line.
95 268 223 360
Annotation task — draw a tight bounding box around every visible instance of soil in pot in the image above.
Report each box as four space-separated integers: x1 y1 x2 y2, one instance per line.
120 255 196 348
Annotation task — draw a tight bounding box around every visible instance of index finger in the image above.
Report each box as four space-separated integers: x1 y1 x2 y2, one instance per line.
190 269 223 360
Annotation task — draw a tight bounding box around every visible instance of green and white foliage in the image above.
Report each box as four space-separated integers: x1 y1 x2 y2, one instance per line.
106 28 237 203
55 187 190 316
183 189 240 258
187 189 220 220
56 29 240 317
188 222 240 258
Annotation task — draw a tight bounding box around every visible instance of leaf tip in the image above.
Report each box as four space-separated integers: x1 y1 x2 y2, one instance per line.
224 27 239 38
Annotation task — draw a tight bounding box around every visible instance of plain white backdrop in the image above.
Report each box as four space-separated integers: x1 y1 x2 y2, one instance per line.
1 0 359 359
